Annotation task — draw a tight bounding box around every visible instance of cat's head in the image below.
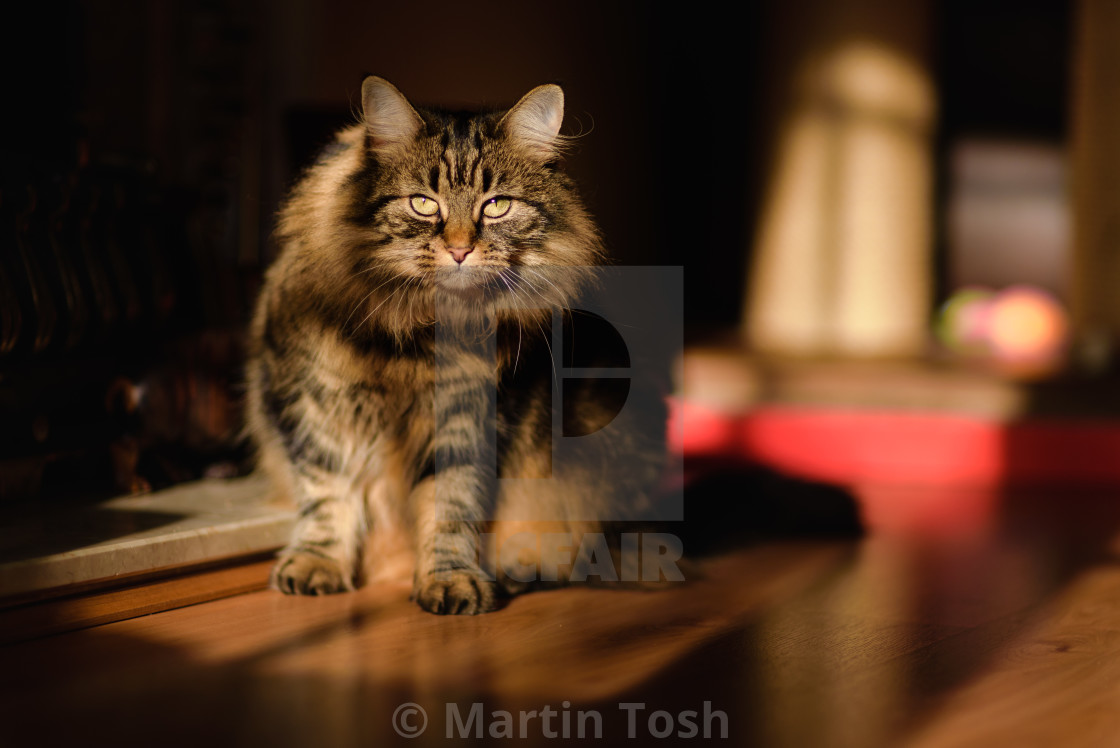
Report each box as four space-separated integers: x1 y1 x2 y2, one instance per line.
339 77 603 327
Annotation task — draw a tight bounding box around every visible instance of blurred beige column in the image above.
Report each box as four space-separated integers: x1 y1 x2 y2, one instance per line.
1069 0 1120 365
744 0 935 357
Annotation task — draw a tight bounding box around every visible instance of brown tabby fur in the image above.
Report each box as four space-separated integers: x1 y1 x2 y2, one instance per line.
246 77 667 614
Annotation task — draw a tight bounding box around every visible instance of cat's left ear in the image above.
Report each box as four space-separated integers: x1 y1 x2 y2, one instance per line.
500 84 565 160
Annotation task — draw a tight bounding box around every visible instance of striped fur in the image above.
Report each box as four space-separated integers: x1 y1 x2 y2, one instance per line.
246 77 666 614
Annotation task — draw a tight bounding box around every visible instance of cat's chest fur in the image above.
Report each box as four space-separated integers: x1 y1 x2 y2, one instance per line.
283 318 519 474
287 325 435 462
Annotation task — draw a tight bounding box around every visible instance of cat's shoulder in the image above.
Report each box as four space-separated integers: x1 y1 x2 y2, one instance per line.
291 124 367 192
314 124 366 165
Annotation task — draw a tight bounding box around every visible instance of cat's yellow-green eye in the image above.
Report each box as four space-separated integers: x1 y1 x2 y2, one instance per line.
409 195 440 217
482 197 512 219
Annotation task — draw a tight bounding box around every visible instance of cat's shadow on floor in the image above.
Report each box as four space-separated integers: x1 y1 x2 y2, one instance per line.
670 463 864 559
487 465 862 609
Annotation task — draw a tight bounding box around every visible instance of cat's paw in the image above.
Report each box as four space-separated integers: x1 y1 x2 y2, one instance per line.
271 551 356 595
414 570 497 615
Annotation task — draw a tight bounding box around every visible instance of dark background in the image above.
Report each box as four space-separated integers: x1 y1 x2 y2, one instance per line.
3 0 1070 331
0 0 1070 500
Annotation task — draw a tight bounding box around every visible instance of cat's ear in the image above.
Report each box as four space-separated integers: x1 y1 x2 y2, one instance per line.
361 76 425 152
500 84 565 160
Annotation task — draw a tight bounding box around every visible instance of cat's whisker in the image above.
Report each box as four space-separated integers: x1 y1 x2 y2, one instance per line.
534 318 559 389
523 267 569 308
344 273 403 329
354 279 411 332
404 276 425 327
506 269 546 312
394 277 409 318
516 273 564 314
498 269 530 310
497 271 525 373
514 320 523 373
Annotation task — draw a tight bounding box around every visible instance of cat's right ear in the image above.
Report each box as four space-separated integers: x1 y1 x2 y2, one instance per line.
361 76 425 153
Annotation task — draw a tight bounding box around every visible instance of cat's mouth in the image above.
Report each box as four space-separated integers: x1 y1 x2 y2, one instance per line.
431 266 505 296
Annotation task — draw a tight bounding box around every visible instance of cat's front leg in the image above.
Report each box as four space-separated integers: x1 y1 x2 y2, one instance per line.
252 340 369 595
409 345 499 614
272 456 367 595
409 475 497 614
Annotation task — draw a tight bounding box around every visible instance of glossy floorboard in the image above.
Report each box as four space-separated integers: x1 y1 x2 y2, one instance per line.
5 486 1120 747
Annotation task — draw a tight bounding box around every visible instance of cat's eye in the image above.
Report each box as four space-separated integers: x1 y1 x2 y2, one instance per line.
409 195 440 217
482 197 513 219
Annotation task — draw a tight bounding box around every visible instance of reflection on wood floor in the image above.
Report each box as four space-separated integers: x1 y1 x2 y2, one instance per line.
5 484 1120 746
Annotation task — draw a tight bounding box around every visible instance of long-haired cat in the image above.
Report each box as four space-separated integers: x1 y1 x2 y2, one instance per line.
246 77 670 614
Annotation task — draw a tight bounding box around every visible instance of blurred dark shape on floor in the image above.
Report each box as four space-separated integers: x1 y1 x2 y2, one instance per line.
679 463 864 556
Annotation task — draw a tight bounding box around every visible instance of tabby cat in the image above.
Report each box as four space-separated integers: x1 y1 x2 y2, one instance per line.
246 76 669 615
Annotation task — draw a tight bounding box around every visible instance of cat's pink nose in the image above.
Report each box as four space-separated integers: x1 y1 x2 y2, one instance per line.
448 247 473 264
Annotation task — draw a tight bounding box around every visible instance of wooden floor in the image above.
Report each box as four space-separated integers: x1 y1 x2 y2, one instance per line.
5 483 1120 747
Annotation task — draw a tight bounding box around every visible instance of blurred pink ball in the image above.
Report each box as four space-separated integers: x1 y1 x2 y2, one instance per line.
987 286 1068 362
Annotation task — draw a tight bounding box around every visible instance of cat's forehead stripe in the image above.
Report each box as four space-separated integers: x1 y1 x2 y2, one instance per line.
466 151 482 190
434 118 488 190
439 152 455 191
